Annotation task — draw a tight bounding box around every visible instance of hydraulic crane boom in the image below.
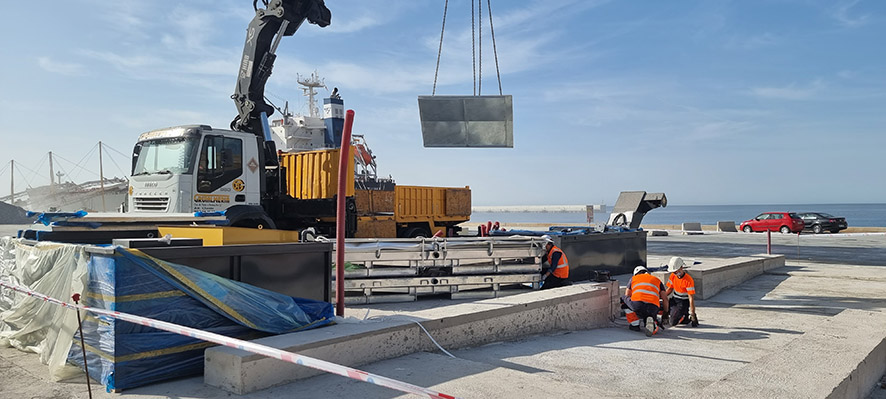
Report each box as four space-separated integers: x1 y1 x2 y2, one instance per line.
231 0 331 136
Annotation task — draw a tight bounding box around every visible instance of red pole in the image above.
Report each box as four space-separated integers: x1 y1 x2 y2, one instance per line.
335 110 355 317
766 230 771 255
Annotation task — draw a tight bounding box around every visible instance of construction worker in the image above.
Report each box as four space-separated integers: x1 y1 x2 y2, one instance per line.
665 257 698 327
539 235 570 290
622 266 669 336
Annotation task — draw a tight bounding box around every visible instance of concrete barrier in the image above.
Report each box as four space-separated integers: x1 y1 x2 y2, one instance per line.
652 254 784 299
716 221 737 232
682 222 703 235
204 281 619 394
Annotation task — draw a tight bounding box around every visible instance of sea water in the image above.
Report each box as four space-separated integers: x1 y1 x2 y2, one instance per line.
471 203 886 227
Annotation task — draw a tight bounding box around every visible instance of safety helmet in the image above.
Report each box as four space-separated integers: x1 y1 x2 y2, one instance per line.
633 266 648 275
667 257 686 273
540 235 554 244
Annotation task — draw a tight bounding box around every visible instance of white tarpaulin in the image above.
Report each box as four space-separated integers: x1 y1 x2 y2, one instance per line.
0 237 88 380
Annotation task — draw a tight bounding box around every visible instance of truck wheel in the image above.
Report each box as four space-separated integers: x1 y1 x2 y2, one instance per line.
780 226 791 234
743 225 753 233
812 224 822 234
405 227 430 238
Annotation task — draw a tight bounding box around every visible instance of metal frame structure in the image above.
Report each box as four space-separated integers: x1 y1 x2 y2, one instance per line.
339 236 544 303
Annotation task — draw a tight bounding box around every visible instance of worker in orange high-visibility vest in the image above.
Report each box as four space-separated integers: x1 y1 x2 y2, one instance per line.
665 257 698 327
539 235 570 290
622 266 669 337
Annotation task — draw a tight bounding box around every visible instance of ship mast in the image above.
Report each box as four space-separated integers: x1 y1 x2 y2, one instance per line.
297 71 326 118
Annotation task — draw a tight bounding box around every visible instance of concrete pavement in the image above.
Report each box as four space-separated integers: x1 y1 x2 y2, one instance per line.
3 258 886 398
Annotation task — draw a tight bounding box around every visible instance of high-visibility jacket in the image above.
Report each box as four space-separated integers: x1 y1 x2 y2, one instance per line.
546 245 569 279
667 272 696 300
630 273 663 305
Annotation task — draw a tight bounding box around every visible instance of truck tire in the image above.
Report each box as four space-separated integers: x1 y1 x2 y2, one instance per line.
404 227 431 238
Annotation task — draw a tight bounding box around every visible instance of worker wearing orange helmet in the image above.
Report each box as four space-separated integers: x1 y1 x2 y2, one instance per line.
622 266 669 337
539 235 570 290
665 257 698 327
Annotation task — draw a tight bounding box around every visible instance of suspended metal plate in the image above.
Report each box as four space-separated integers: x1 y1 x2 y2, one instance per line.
417 95 513 148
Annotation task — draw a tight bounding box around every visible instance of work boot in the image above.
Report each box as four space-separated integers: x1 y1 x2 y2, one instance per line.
644 317 655 337
629 325 641 332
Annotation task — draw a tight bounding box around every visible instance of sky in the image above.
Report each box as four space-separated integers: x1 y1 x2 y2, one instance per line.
0 0 884 207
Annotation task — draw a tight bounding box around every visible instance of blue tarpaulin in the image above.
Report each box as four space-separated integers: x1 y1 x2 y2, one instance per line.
67 247 334 391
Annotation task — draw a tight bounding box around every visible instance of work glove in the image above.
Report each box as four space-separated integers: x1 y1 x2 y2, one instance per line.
690 313 698 327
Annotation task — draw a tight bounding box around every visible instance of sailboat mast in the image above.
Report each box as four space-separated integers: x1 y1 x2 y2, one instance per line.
99 141 106 212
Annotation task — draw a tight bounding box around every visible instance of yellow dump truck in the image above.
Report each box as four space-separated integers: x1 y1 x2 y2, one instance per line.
279 147 471 238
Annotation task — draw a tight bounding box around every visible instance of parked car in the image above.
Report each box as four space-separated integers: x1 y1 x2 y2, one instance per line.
740 212 805 234
796 212 848 234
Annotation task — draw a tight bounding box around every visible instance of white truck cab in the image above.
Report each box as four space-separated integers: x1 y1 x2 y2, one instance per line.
128 125 262 214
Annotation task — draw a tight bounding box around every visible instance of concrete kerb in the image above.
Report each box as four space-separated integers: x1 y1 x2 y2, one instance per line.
204 281 619 394
651 254 785 299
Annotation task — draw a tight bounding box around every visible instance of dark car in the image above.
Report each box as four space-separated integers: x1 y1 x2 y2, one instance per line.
740 212 805 234
797 212 848 234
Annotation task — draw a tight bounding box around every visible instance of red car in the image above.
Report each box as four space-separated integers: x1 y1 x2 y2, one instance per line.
740 212 805 234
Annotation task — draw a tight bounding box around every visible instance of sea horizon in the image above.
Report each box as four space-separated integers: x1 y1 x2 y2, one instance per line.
470 203 886 228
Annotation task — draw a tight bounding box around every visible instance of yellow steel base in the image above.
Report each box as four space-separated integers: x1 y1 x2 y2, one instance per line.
157 225 301 246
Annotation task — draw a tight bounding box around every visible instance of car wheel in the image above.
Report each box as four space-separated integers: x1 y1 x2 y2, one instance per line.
780 226 791 234
742 225 753 233
812 224 822 234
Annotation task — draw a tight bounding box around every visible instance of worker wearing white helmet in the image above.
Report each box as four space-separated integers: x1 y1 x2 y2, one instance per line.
621 265 669 337
665 257 698 327
539 235 570 290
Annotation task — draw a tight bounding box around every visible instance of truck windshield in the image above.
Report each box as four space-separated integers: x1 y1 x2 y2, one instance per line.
132 136 200 176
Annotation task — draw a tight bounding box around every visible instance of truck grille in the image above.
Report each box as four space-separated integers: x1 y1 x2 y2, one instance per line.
134 197 170 212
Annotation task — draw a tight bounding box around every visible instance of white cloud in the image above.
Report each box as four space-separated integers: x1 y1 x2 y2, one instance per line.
750 79 825 100
161 6 217 52
830 0 871 28
37 57 86 76
837 70 856 79
727 32 780 50
326 14 383 34
108 108 218 132
492 0 611 31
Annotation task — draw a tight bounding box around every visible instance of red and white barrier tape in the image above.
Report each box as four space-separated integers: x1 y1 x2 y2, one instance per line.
0 280 460 399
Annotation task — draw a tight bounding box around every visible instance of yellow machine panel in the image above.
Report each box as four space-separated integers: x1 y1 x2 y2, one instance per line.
280 147 355 200
157 226 301 245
